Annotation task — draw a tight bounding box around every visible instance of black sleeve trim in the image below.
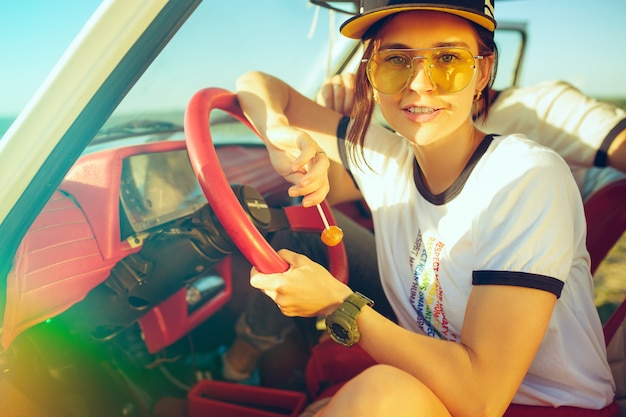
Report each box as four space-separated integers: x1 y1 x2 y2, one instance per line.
594 118 626 167
337 115 350 140
472 270 564 298
336 116 359 190
337 136 350 170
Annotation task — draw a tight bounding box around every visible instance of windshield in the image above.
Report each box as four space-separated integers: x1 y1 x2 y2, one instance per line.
106 2 355 130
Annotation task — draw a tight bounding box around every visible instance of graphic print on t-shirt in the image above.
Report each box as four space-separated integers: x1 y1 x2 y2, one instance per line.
409 231 459 341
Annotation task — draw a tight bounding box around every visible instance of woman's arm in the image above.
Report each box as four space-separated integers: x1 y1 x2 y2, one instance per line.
251 248 556 417
357 284 556 417
236 71 347 207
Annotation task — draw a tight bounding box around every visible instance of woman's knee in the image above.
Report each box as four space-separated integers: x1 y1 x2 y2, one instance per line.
322 364 450 417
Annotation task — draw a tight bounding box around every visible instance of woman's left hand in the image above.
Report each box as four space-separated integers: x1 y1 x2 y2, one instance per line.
249 249 353 317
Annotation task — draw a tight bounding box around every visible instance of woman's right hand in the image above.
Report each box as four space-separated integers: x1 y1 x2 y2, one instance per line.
236 70 342 207
263 124 330 207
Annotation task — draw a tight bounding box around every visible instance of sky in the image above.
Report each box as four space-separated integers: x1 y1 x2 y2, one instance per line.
1 0 625 117
495 0 626 96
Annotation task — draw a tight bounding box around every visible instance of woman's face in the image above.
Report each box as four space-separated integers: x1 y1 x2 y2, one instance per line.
372 11 491 147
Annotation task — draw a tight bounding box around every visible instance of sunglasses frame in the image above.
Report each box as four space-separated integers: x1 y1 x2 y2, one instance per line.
362 47 485 95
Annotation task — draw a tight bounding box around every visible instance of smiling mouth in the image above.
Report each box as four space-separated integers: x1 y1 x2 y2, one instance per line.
407 107 435 114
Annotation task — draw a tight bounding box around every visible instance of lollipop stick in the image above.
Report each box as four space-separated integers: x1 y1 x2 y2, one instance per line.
316 204 330 230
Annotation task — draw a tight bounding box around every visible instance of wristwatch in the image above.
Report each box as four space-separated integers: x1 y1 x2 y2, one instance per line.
325 292 374 347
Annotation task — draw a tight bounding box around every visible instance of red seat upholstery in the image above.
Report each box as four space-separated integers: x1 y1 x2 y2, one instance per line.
584 179 626 275
588 180 626 416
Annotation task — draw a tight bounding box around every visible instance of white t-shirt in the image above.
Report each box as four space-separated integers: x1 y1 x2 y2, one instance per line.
342 126 615 408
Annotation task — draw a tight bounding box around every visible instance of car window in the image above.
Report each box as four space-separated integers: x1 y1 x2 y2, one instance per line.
106 2 355 131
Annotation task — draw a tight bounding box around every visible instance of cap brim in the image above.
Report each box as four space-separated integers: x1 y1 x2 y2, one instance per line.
340 6 496 39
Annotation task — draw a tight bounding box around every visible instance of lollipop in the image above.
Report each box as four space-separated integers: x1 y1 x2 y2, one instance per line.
316 204 344 247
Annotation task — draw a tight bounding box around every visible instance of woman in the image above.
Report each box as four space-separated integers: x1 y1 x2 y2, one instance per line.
235 1 617 416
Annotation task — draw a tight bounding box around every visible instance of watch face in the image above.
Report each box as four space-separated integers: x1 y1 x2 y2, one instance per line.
330 323 349 342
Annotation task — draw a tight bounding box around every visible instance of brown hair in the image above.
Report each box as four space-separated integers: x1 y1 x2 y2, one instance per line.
345 15 498 169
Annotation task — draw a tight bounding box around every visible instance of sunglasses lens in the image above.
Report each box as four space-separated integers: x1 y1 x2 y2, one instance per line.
367 48 477 94
428 49 476 93
367 51 412 94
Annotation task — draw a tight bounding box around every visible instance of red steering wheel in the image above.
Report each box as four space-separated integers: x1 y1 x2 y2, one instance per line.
184 87 347 282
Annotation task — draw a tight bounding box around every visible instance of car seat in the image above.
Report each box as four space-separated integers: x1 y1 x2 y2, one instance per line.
587 178 626 415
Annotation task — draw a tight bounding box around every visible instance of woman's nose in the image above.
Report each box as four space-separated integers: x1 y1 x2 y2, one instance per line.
408 59 435 93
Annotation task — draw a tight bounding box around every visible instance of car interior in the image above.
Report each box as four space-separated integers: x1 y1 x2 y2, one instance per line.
1 1 626 417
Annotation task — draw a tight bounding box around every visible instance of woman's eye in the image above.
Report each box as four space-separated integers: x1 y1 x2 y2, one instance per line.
385 54 410 67
438 53 457 64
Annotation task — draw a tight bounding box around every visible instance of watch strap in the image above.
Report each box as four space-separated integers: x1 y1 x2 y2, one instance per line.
325 292 374 347
344 291 374 312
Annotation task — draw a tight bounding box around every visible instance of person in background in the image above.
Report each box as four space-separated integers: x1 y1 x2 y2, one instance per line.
235 0 617 416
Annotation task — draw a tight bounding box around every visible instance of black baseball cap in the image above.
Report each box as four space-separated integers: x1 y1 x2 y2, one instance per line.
340 0 496 39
